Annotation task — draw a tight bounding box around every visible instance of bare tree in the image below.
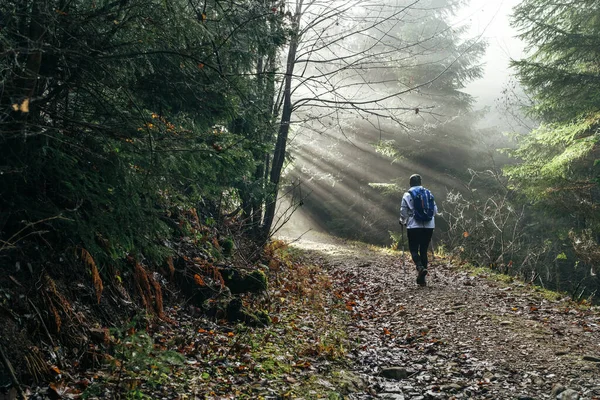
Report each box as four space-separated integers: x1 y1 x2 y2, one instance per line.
260 0 483 241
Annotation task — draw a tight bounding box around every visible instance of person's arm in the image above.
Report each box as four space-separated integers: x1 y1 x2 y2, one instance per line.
399 193 410 225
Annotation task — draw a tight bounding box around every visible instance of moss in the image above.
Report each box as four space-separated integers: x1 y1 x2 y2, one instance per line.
462 263 569 302
226 298 269 327
206 242 222 261
533 286 563 302
221 237 234 256
256 309 271 326
247 270 268 292
221 268 268 294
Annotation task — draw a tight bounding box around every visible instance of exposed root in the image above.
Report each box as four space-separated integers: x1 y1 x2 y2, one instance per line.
23 347 49 384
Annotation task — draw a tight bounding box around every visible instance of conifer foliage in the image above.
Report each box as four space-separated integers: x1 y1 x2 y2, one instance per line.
0 1 285 270
508 0 600 234
505 0 600 295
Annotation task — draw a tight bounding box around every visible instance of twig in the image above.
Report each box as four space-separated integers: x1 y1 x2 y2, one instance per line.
0 340 27 400
401 224 406 274
284 228 313 245
114 348 126 398
0 216 63 253
28 298 57 350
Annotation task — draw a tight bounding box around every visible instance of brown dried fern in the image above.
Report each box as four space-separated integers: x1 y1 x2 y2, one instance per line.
148 273 164 318
42 273 74 332
134 262 152 311
166 256 175 281
81 248 103 304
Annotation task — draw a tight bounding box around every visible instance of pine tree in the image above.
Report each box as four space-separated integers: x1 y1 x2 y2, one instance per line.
0 0 286 266
511 0 600 123
506 0 600 230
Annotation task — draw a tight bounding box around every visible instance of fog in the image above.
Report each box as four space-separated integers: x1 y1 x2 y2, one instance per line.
458 0 526 127
277 0 530 242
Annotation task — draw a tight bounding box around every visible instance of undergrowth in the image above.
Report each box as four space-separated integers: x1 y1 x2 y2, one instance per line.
77 241 354 399
457 262 592 306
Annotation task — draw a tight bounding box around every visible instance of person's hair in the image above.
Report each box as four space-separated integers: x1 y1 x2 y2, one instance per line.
409 174 421 187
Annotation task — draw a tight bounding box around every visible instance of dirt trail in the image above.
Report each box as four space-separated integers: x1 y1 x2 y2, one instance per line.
291 236 600 399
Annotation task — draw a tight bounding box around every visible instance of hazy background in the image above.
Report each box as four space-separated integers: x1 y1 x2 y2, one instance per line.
459 0 525 127
277 0 528 241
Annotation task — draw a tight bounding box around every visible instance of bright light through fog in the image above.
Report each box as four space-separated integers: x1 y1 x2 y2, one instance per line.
277 0 533 242
456 0 526 111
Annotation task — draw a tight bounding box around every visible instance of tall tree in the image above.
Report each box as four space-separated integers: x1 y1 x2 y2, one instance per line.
259 0 487 241
503 0 600 294
0 0 285 264
278 0 486 243
507 0 600 233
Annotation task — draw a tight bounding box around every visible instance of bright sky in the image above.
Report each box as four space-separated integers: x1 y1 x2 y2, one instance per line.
456 0 526 109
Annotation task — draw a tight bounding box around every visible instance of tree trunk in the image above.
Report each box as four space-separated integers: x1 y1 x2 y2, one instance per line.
260 25 299 243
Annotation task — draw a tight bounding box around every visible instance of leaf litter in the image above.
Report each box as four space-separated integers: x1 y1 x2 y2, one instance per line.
20 236 600 399
293 236 600 399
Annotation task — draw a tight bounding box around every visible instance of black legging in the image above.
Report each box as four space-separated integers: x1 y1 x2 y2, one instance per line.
407 228 434 268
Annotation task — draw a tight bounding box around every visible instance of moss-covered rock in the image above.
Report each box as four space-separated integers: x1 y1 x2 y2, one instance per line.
246 270 268 292
221 237 234 257
220 268 268 294
225 298 268 327
256 309 271 326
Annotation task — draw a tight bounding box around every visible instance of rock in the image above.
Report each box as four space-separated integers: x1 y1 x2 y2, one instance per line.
226 298 268 327
334 370 365 394
499 320 512 326
445 310 455 315
89 327 109 344
534 377 544 385
556 389 580 400
582 355 600 362
380 367 409 380
221 268 268 294
315 378 335 389
441 383 462 392
379 394 405 400
417 326 430 335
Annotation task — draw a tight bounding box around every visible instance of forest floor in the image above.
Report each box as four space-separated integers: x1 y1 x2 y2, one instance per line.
19 235 600 400
292 236 600 400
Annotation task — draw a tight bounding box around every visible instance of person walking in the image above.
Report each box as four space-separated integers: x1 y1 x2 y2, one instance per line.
399 174 438 286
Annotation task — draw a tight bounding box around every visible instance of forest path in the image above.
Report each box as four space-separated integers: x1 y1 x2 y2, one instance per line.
290 236 600 399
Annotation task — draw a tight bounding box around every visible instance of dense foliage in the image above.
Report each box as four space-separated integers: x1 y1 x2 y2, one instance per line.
1 0 598 310
508 0 600 207
441 0 600 299
0 0 285 267
506 0 599 295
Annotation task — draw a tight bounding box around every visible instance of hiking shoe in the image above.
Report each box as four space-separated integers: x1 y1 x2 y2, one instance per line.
416 266 428 286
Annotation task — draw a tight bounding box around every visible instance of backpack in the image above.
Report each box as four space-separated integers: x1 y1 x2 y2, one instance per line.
408 186 435 222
